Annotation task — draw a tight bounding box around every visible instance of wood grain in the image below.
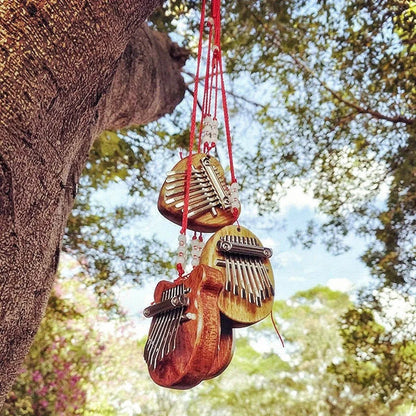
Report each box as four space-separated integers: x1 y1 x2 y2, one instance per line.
205 315 235 380
157 153 238 233
200 225 275 327
146 264 233 389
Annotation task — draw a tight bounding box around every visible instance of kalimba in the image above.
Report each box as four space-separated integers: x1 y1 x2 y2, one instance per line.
158 153 239 233
143 265 234 389
200 225 275 327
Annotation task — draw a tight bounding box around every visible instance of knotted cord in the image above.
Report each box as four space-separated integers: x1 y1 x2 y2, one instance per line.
177 0 239 276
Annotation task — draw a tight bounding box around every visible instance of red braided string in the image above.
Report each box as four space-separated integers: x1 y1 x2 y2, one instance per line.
181 0 238 242
218 48 237 183
211 0 221 46
181 0 207 235
212 0 237 183
198 20 213 152
213 56 219 120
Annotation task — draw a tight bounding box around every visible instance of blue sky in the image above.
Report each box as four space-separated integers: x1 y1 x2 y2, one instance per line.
115 183 371 329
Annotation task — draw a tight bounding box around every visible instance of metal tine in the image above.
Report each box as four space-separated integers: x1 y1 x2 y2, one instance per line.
173 188 216 208
236 236 256 304
158 285 180 364
225 236 239 297
145 308 162 367
145 285 171 366
246 236 271 299
165 182 204 196
166 166 205 179
248 237 266 301
258 261 274 297
188 196 220 218
255 236 272 299
186 191 219 207
231 235 248 300
237 258 248 299
243 259 258 305
224 254 232 292
162 284 183 360
168 285 185 355
224 236 234 294
243 236 262 306
144 315 158 362
147 289 168 369
165 174 210 191
166 164 200 177
229 257 239 297
236 256 251 302
224 236 235 294
251 235 275 297
246 257 263 306
166 187 207 205
149 286 174 369
164 285 182 357
166 175 211 190
160 285 178 360
165 173 206 186
252 257 268 300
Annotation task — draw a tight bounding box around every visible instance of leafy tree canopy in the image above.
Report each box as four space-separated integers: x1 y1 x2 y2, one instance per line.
150 0 416 292
65 0 416 305
28 0 416 412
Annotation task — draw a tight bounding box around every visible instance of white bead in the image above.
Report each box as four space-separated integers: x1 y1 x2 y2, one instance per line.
231 201 240 210
230 182 239 193
201 116 218 147
176 233 187 267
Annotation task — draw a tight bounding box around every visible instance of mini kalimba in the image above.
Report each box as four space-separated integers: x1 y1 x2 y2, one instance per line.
200 225 275 327
143 265 234 389
158 153 239 233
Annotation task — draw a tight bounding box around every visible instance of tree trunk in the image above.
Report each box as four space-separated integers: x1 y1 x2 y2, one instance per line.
0 0 187 404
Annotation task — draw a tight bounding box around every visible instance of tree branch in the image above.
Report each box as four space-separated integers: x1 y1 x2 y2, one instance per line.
250 10 416 126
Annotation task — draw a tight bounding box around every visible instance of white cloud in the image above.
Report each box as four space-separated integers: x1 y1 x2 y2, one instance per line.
279 183 319 215
261 237 278 250
277 251 303 267
326 278 353 293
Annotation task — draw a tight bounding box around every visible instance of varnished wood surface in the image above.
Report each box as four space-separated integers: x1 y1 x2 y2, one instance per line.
146 265 232 389
200 225 275 327
157 153 238 233
205 315 235 380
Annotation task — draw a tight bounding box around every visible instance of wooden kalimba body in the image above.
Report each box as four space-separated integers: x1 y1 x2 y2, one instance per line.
143 265 234 389
158 153 239 233
200 225 275 327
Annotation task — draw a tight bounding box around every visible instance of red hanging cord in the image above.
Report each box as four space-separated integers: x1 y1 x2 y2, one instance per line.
218 49 237 184
180 0 239 244
198 19 213 152
212 0 237 183
181 0 207 236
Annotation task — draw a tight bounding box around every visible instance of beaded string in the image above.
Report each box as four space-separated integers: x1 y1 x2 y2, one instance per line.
176 0 240 276
176 0 207 277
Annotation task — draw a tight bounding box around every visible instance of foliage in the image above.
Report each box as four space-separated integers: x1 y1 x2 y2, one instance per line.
9 0 416 412
153 0 416 291
3 259 106 415
65 0 416 302
63 128 179 313
79 286 415 416
329 289 416 415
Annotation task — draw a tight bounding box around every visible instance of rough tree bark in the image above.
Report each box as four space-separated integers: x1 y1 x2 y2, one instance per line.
0 0 187 405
